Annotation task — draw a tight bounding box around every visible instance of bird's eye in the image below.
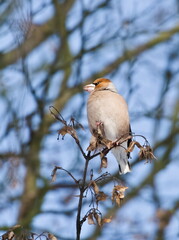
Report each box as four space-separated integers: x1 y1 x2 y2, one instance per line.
93 82 100 86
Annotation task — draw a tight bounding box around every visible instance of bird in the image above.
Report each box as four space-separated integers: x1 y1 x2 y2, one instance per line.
83 78 132 174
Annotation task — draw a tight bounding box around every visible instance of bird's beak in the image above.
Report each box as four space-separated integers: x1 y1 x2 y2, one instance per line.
83 84 95 93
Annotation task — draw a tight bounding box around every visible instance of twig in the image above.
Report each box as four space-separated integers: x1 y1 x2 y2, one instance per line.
76 153 90 240
49 106 87 159
51 166 79 184
49 106 66 124
73 137 87 160
133 134 149 145
49 110 154 239
89 135 132 160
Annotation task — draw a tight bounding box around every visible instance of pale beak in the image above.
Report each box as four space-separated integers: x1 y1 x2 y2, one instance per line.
83 84 95 93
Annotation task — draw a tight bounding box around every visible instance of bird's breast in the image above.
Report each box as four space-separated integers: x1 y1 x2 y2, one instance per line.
87 91 130 140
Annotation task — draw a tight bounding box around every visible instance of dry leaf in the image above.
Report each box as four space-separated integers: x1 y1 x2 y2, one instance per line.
51 166 60 182
96 122 105 136
90 181 99 194
127 140 137 153
126 140 143 152
101 138 112 149
145 145 157 160
74 119 85 131
92 123 112 148
98 135 112 149
48 233 58 240
71 129 78 140
96 191 108 202
100 155 108 170
87 136 98 151
87 213 95 225
1 226 21 240
102 216 112 224
51 173 57 182
58 126 78 140
135 141 143 148
113 185 128 192
77 123 85 130
139 145 157 161
111 190 121 206
59 126 72 136
49 106 66 124
112 185 128 206
2 231 15 240
8 231 14 240
126 139 156 162
70 117 84 130
138 147 145 159
94 212 102 227
87 142 96 151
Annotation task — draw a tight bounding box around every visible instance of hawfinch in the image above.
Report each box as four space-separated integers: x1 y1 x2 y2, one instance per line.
83 78 131 174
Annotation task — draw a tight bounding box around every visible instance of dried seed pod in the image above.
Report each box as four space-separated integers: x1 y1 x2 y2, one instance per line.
58 126 78 140
96 191 108 202
100 153 108 171
102 216 112 225
139 145 157 161
94 212 102 227
48 233 58 240
58 126 72 136
87 213 95 225
90 181 99 194
127 141 137 153
87 136 98 151
111 185 128 206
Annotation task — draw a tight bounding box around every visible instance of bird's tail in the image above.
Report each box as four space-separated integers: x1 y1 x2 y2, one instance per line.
111 143 131 175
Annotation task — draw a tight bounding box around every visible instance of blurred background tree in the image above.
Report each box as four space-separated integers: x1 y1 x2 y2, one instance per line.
0 0 179 239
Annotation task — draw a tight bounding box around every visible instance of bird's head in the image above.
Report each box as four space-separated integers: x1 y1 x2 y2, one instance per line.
83 78 117 93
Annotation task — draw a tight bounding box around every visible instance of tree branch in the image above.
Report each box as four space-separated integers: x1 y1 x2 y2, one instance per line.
76 151 91 240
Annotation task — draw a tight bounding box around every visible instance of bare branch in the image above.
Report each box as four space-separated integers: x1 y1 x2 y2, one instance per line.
51 166 79 184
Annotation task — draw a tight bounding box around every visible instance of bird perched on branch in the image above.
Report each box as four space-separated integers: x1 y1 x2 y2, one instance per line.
83 78 132 174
